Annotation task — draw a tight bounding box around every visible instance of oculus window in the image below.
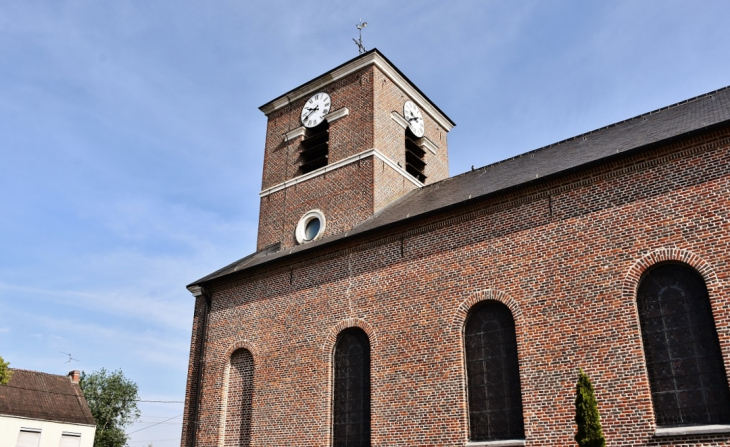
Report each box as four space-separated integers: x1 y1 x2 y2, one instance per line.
295 210 326 244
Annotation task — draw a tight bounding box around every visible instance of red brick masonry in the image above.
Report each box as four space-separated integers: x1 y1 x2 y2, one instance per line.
182 124 730 446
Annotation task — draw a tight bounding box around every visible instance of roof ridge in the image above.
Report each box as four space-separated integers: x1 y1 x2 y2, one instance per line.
3 383 79 396
9 368 73 378
442 84 730 184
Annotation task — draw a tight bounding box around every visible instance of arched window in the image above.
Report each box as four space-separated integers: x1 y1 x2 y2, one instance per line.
465 301 524 441
224 349 254 447
333 328 371 447
637 263 730 427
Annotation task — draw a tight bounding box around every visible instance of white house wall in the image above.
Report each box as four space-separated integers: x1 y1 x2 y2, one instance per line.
0 415 95 447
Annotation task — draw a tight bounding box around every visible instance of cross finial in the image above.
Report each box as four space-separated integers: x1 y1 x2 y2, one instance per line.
353 19 367 54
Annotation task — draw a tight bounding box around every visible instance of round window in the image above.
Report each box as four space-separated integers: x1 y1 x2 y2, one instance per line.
304 218 320 241
295 210 326 244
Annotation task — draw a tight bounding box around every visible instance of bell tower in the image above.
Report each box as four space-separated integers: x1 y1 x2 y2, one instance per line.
256 49 455 250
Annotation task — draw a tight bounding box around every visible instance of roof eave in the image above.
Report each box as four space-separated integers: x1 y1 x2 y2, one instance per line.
188 118 730 291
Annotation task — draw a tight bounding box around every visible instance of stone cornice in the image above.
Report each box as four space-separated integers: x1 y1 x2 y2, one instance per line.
283 127 306 142
421 136 438 154
283 108 350 142
391 111 439 153
260 51 455 131
259 148 423 198
391 111 409 129
325 107 349 123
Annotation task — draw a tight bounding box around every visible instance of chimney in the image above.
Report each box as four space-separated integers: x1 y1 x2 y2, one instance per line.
68 370 80 383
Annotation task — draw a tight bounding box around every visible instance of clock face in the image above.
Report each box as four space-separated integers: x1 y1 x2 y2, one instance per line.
301 92 331 128
403 100 425 138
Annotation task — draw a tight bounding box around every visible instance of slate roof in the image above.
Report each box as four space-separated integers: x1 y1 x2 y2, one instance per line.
0 369 96 426
190 85 730 287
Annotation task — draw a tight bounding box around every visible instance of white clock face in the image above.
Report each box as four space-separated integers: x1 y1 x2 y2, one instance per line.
403 100 425 138
301 92 331 128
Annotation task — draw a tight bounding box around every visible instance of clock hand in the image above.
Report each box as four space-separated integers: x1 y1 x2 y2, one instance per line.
303 105 319 121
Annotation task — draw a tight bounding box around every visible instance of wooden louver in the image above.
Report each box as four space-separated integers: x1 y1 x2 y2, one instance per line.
300 122 329 175
405 133 427 183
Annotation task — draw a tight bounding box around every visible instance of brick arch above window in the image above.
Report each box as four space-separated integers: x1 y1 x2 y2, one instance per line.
223 340 259 362
221 348 255 447
322 318 377 353
452 289 523 334
623 248 720 300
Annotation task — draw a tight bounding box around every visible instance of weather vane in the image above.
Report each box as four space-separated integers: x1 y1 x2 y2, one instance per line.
61 351 79 364
353 19 367 54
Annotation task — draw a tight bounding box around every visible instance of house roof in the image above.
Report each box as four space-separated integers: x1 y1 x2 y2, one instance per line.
0 369 96 426
189 84 730 288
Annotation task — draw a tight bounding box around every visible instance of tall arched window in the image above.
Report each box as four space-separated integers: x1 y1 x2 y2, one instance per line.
465 301 524 441
224 349 254 447
333 328 371 447
637 263 730 427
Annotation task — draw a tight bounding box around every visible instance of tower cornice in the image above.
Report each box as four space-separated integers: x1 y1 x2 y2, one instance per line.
259 49 456 132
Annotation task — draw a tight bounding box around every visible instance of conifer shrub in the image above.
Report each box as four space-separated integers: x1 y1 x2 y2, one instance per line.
574 368 606 447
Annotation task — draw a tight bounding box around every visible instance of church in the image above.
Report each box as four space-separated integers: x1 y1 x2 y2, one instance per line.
181 49 730 446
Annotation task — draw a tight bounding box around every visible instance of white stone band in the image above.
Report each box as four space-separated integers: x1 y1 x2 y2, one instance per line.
655 424 730 437
259 148 423 198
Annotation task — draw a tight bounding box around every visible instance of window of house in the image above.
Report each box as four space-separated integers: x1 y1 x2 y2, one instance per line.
224 348 254 447
405 128 426 183
464 301 525 441
59 433 82 447
637 263 730 427
299 120 329 175
16 429 41 447
333 328 371 447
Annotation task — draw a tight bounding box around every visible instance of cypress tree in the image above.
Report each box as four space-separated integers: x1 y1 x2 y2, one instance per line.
574 368 606 447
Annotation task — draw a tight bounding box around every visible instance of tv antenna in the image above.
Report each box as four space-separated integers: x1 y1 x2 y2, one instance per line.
353 19 367 54
60 352 79 364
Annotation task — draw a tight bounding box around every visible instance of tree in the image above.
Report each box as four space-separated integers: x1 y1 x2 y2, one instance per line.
574 368 606 447
79 369 141 447
0 355 12 385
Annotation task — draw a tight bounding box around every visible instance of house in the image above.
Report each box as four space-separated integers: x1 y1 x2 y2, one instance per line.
1 369 96 447
181 49 730 445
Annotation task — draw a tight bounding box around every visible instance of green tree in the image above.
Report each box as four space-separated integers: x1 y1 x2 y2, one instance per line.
574 368 606 447
0 355 12 385
79 369 141 447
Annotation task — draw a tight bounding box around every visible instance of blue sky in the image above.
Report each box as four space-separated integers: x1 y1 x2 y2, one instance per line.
1 1 729 446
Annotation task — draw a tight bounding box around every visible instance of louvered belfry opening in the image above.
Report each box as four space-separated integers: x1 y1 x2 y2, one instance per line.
224 349 254 447
637 263 730 427
299 120 329 175
405 128 426 183
465 301 525 442
333 328 371 447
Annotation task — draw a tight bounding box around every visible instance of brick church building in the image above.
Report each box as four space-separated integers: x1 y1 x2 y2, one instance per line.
181 49 730 446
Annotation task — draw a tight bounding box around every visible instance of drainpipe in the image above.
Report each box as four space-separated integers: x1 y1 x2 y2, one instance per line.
187 285 211 447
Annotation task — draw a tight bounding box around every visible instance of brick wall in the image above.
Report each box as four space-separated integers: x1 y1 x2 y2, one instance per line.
182 124 730 446
256 63 451 251
372 158 418 214
372 68 449 184
260 67 375 191
257 157 375 250
181 295 206 447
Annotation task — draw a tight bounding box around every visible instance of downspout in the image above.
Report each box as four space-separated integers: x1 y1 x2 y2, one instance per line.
187 285 211 447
